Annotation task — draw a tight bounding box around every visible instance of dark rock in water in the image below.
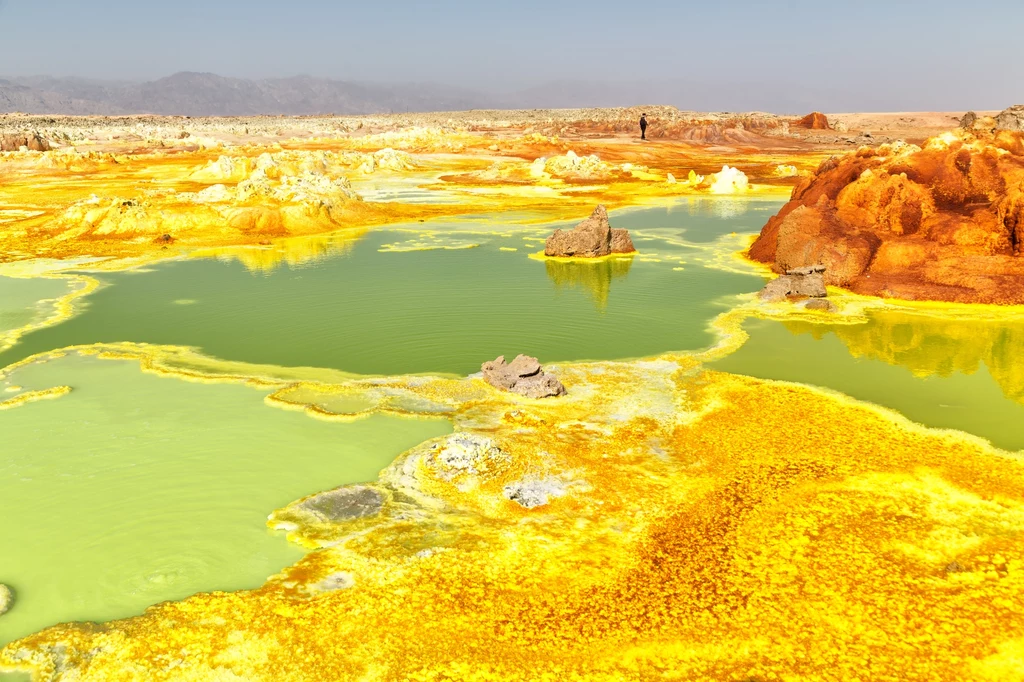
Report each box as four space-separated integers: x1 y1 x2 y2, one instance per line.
759 263 828 302
0 583 13 615
544 205 636 258
610 226 635 254
298 485 384 522
481 354 566 398
996 105 1024 132
758 278 791 301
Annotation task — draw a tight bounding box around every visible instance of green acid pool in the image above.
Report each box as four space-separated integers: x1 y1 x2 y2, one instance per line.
712 311 1024 452
0 353 449 646
0 217 769 377
0 275 81 351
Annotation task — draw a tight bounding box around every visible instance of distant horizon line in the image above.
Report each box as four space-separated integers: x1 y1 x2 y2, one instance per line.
0 72 1009 117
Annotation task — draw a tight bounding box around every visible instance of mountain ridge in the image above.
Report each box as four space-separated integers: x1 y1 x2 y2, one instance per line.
0 72 505 116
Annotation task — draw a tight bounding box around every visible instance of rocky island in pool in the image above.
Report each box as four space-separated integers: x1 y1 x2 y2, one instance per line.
2 102 1024 682
543 205 636 258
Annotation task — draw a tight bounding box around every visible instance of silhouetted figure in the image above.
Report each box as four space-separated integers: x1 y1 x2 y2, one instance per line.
639 113 648 140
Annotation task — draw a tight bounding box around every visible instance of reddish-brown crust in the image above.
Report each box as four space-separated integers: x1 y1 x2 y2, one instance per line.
748 130 1024 304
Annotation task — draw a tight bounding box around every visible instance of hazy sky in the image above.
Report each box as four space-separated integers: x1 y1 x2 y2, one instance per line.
0 0 1019 111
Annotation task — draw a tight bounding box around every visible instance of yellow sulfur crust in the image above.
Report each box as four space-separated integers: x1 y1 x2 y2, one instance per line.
2 339 1024 681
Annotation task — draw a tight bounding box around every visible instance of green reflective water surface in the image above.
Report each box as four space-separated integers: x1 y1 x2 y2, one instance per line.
713 313 1024 452
0 225 764 376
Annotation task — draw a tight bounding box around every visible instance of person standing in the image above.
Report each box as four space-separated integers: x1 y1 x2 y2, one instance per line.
639 113 648 140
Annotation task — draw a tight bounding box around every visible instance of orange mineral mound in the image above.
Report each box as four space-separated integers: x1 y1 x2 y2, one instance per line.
749 128 1024 304
795 112 830 130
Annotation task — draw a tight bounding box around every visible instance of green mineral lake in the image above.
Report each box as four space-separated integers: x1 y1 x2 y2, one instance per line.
0 208 773 377
712 314 1024 452
0 354 450 646
2 199 1024 651
0 275 80 349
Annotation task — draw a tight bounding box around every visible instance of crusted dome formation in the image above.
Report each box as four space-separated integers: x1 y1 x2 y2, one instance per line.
749 128 1024 304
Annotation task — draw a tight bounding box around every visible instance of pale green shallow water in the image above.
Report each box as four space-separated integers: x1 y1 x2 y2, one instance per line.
713 314 1024 452
2 200 1024 651
0 276 77 346
0 354 449 646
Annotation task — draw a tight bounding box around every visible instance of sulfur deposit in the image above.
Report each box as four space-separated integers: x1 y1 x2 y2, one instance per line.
0 585 12 616
5 107 1022 682
705 165 750 194
749 128 1024 303
4 345 1024 680
0 108 819 266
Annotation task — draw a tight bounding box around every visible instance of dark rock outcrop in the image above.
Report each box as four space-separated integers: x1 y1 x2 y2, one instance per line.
759 264 828 301
297 485 384 522
959 111 978 129
481 355 566 398
996 105 1024 132
544 205 636 258
610 226 635 254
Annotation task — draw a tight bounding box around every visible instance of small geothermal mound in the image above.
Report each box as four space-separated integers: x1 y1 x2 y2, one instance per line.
481 355 566 399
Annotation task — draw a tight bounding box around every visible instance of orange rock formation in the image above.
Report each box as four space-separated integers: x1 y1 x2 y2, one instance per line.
749 129 1024 304
795 112 830 130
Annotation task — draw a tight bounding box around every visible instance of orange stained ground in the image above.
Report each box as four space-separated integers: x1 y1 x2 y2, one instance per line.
0 130 814 266
3 343 1024 681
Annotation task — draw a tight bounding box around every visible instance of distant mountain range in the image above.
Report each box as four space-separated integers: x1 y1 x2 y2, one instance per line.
0 72 859 117
0 72 1008 117
0 72 502 116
